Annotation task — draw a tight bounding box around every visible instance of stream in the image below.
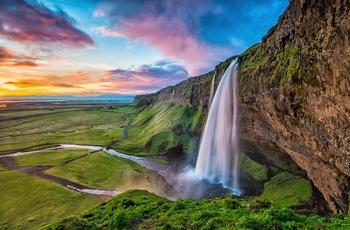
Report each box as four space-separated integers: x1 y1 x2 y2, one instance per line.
1 144 234 199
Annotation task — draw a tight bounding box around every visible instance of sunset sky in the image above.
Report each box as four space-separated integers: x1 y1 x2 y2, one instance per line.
0 0 288 97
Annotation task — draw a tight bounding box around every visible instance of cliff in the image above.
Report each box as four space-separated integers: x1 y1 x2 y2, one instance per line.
134 0 350 213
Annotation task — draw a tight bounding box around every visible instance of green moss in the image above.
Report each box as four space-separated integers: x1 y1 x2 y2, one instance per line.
270 44 300 87
215 55 238 71
239 44 268 73
190 106 205 133
146 130 175 154
239 152 268 181
268 166 281 175
261 172 312 208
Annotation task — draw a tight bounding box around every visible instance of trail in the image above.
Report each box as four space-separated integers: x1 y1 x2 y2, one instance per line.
1 157 90 190
106 118 133 149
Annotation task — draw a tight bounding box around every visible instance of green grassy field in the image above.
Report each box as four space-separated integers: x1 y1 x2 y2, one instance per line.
45 151 169 196
0 170 106 230
0 104 149 229
0 106 136 155
46 190 350 230
13 149 91 166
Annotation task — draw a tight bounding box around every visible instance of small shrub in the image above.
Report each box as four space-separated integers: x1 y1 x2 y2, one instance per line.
109 211 132 230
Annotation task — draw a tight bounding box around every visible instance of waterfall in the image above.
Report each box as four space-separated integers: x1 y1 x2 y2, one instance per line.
194 59 240 194
208 73 216 109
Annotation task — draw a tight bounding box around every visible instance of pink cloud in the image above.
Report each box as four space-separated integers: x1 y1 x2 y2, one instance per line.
0 0 94 48
92 26 123 37
0 45 39 67
94 0 233 75
101 60 188 93
124 17 231 76
52 83 81 88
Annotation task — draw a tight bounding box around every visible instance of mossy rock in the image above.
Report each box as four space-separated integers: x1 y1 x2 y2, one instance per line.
239 152 268 181
261 172 312 208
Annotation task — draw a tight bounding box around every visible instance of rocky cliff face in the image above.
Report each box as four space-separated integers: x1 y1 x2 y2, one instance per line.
135 71 214 110
135 0 350 213
239 0 350 213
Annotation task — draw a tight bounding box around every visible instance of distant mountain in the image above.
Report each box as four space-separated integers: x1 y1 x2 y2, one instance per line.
1 94 135 102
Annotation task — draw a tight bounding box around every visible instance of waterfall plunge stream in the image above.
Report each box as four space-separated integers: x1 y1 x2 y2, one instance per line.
195 59 240 195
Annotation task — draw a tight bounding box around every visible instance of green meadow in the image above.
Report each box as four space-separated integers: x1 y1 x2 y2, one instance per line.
14 149 90 166
0 103 148 229
0 170 105 230
45 151 169 195
0 106 136 155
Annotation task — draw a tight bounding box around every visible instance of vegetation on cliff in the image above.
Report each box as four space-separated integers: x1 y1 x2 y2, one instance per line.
112 102 204 156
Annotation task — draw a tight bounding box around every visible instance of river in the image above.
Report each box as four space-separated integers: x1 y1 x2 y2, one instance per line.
1 144 234 199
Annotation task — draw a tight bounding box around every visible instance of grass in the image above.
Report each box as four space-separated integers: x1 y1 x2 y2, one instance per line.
0 108 132 155
0 161 5 172
13 149 91 166
113 102 202 156
45 151 168 195
261 172 312 208
46 189 350 230
239 152 268 181
0 170 105 230
0 129 110 154
149 158 170 165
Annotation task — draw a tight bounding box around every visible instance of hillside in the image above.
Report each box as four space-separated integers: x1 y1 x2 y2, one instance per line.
45 189 350 230
133 0 350 213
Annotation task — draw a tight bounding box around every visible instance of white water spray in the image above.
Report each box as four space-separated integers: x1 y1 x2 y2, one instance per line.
195 59 240 194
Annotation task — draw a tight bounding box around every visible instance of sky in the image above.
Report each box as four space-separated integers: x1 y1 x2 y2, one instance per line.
0 0 288 97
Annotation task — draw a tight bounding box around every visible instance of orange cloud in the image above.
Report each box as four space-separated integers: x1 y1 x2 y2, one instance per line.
11 61 39 67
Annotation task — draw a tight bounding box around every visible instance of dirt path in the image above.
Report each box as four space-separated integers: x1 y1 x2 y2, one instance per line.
1 157 91 190
106 118 133 149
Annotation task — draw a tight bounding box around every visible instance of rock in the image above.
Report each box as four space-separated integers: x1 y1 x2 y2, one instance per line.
237 0 350 213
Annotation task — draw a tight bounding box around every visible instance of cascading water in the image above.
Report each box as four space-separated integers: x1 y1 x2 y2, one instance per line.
208 73 216 109
194 59 240 195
